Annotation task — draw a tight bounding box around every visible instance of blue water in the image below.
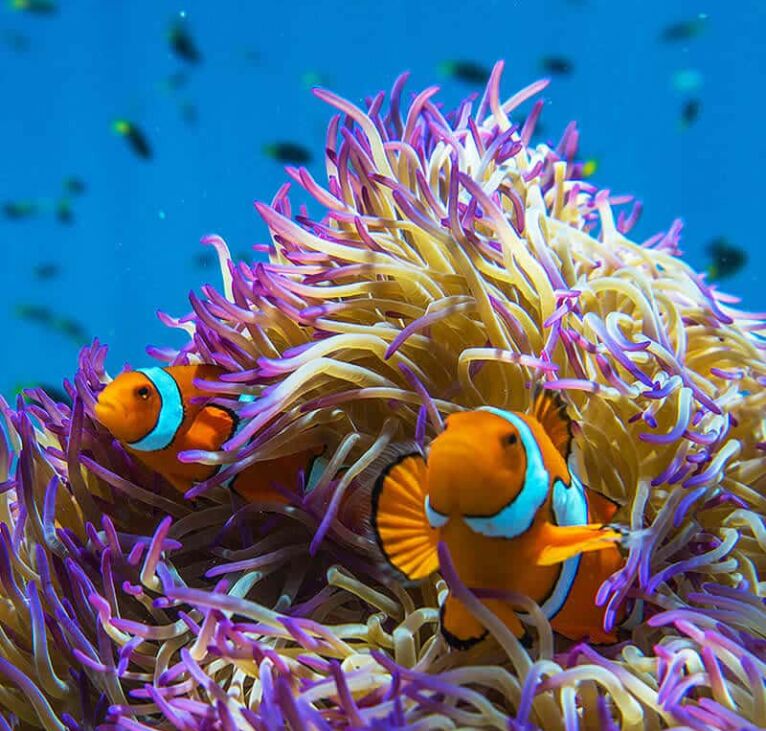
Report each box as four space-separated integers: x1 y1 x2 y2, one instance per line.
1 0 763 396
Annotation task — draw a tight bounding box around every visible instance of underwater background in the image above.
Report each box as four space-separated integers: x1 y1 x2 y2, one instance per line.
1 0 763 397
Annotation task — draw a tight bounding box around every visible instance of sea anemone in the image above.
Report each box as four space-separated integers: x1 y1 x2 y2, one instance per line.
1 61 765 730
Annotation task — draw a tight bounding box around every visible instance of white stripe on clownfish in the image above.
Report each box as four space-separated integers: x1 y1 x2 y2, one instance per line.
448 404 588 621
461 406 549 539
534 473 588 620
128 367 184 452
303 455 356 495
425 495 449 528
304 456 328 494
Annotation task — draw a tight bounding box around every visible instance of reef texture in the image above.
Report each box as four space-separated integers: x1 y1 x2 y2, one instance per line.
1 62 765 730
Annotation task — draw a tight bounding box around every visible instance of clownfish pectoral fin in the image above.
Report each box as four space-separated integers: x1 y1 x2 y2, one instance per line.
184 405 238 452
586 488 622 524
534 522 622 566
371 451 438 582
529 387 572 460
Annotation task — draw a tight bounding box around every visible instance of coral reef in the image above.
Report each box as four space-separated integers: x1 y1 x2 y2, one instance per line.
1 62 765 730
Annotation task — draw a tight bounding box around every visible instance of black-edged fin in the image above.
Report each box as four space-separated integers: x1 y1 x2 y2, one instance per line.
184 405 238 452
353 439 425 507
370 445 438 582
529 386 573 459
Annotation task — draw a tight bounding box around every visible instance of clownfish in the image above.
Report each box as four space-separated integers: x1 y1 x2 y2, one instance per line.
371 391 625 647
94 364 322 503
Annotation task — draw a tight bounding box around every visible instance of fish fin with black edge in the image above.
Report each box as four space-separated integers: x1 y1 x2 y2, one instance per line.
370 444 438 582
352 439 422 533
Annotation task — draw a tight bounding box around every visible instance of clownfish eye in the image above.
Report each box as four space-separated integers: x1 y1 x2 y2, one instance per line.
136 386 150 400
504 433 517 446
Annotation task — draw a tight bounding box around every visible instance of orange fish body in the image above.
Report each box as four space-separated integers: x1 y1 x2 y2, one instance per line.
372 392 625 647
94 364 318 503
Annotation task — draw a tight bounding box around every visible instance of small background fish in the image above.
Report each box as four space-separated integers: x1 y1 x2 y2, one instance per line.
10 0 57 15
659 16 707 43
540 56 574 76
706 237 747 280
112 120 153 160
168 18 202 64
438 60 491 84
263 141 312 165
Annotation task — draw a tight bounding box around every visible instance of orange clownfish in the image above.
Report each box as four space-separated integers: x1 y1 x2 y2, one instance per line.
94 364 321 503
371 392 625 647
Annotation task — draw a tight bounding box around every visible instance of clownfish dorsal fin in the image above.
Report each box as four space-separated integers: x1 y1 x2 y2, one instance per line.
529 387 573 460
